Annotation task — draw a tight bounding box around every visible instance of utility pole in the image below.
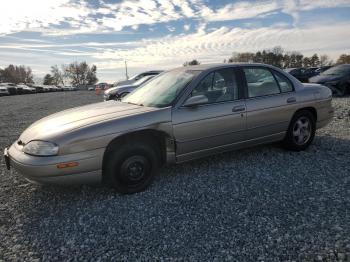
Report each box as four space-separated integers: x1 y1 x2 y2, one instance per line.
125 60 129 80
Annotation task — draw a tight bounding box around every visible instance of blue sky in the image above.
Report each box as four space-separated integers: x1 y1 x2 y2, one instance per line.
0 0 349 83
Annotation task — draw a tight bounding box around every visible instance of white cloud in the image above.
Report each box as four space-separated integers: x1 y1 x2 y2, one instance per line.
0 0 90 35
1 0 350 35
184 24 191 31
89 21 350 72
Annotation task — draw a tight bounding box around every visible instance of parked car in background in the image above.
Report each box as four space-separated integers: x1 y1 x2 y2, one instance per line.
29 84 44 93
88 86 95 91
104 75 156 101
14 85 24 95
4 63 334 194
315 66 332 75
309 64 350 96
42 85 51 92
284 68 318 83
17 84 36 94
113 70 163 87
0 83 16 95
95 83 111 94
62 86 77 91
0 85 10 96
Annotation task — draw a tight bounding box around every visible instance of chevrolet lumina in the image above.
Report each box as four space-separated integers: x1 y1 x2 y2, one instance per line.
4 64 333 193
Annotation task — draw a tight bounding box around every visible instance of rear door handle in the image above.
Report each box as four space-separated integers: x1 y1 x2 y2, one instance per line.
287 97 296 103
232 105 246 112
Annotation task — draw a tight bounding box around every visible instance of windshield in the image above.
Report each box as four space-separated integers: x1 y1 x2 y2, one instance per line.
122 70 200 108
322 65 350 76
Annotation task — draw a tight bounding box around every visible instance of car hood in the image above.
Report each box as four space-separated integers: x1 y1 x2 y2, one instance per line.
19 101 158 143
309 74 342 83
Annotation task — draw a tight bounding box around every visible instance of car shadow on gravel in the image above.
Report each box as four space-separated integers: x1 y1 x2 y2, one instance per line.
13 135 350 260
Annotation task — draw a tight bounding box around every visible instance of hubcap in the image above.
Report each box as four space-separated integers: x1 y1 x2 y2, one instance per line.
120 155 149 184
292 116 312 145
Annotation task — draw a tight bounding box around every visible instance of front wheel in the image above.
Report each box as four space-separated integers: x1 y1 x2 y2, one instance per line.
103 140 159 194
283 110 316 151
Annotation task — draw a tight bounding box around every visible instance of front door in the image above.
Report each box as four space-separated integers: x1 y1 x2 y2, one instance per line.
172 68 246 162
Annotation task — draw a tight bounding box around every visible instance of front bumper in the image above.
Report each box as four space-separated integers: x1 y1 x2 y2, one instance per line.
4 143 104 185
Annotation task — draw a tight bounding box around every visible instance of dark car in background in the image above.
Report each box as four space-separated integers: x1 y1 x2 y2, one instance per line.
309 64 350 96
315 66 332 75
285 67 319 83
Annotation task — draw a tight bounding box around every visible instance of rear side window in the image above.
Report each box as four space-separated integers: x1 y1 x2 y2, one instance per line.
243 68 280 98
273 71 294 93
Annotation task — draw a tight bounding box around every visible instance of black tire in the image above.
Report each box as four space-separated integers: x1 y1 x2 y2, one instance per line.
103 139 159 194
283 110 316 151
119 92 129 98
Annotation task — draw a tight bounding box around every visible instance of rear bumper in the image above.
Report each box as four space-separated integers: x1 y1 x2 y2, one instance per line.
316 107 334 129
4 143 103 185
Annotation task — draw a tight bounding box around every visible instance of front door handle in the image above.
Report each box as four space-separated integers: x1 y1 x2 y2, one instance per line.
232 105 246 112
287 97 296 103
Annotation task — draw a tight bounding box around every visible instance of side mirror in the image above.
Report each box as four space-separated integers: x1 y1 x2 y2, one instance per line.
183 95 208 107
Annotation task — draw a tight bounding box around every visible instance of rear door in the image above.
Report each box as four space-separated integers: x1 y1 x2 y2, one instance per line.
172 67 246 161
241 66 297 142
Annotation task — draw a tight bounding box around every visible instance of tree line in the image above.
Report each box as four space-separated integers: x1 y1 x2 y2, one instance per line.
184 47 350 69
43 62 98 86
0 61 98 86
0 65 34 84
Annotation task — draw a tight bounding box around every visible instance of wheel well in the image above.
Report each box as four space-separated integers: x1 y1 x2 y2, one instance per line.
102 129 168 173
295 107 317 121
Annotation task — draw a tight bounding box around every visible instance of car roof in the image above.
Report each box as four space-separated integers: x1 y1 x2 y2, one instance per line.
173 63 286 72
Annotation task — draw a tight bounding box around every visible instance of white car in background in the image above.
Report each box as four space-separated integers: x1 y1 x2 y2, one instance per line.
17 84 36 94
63 86 77 91
0 83 17 95
0 85 10 96
113 70 163 87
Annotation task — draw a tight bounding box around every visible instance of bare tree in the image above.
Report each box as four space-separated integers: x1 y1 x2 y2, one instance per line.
183 59 200 66
50 65 64 85
0 64 34 84
43 74 54 85
320 55 333 66
336 54 350 65
64 61 98 86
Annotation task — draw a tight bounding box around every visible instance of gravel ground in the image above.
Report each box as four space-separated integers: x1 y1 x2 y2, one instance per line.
0 91 349 261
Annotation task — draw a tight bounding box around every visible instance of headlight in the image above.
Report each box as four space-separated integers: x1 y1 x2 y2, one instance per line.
23 141 59 156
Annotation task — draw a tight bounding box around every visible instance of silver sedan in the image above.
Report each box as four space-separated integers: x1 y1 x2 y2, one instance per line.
4 63 334 193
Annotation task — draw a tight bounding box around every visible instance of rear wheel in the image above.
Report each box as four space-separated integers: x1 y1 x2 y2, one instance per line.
283 110 316 151
103 139 159 194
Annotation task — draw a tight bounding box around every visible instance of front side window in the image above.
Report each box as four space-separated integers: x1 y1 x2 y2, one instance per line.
243 68 280 98
191 68 239 104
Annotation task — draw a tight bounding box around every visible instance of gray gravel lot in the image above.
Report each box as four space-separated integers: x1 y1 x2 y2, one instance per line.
0 91 349 261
